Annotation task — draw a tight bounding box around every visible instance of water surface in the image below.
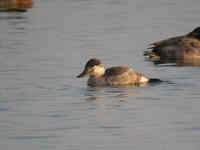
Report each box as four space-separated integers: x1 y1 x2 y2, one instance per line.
1 0 200 149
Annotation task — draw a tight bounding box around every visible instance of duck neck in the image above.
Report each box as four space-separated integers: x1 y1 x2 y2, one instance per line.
88 66 105 86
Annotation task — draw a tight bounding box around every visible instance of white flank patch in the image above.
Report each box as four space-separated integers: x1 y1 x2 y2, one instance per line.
140 76 149 83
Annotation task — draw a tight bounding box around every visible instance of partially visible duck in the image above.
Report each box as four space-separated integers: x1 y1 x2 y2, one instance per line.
77 58 161 87
144 27 200 64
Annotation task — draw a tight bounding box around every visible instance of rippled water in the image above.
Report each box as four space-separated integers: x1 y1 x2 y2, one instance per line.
1 0 200 149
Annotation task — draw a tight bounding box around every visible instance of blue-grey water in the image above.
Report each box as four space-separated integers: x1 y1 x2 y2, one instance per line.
1 0 200 149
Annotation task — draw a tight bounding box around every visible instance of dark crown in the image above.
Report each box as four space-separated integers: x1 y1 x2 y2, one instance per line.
85 58 102 68
191 27 200 34
188 27 200 39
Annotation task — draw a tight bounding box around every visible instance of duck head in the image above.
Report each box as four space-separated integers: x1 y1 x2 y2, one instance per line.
77 58 105 78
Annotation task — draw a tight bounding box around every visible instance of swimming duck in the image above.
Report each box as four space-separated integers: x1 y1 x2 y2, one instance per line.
77 58 160 87
144 27 200 63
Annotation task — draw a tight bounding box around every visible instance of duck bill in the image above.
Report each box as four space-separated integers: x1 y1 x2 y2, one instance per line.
77 69 89 78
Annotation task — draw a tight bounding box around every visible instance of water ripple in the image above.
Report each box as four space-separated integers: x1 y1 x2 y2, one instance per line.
0 108 9 112
9 135 59 140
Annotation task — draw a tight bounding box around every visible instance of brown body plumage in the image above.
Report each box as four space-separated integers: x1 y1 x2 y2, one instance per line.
144 27 200 65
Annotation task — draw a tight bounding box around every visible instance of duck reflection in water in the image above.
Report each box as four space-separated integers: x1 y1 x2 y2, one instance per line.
84 86 141 126
85 86 140 102
144 27 200 66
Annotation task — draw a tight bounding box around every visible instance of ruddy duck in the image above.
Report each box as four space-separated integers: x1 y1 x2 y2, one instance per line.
77 58 161 87
144 27 200 64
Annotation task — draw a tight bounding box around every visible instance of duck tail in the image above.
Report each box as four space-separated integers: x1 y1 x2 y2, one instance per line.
144 50 161 61
148 78 162 83
144 50 156 57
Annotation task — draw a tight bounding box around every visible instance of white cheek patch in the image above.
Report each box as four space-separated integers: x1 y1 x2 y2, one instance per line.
93 66 105 75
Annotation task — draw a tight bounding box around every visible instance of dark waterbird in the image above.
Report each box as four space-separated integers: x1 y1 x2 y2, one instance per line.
144 27 200 66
